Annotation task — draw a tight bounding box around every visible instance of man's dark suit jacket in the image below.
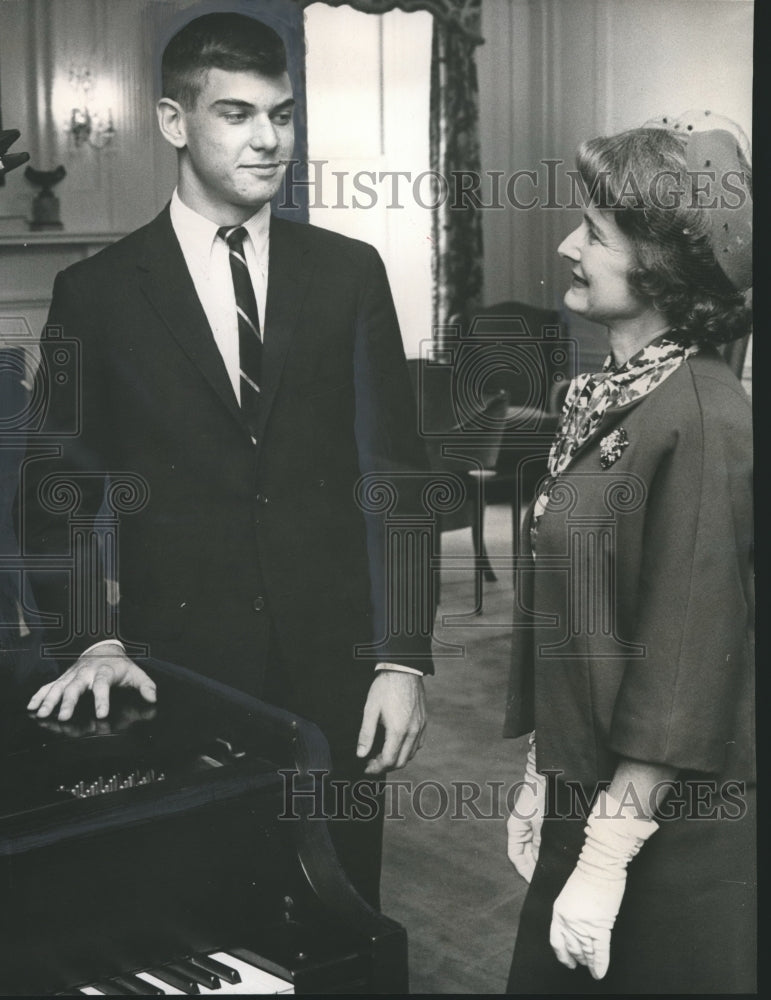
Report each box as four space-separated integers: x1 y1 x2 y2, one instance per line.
21 207 434 745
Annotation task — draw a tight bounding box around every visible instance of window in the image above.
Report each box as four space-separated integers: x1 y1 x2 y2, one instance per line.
304 4 432 357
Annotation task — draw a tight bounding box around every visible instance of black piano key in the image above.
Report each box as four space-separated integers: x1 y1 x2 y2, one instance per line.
188 955 241 985
113 973 165 995
166 959 220 990
149 966 201 994
90 980 134 996
229 945 271 970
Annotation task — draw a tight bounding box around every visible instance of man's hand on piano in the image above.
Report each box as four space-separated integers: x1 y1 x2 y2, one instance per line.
26 645 157 721
356 671 426 775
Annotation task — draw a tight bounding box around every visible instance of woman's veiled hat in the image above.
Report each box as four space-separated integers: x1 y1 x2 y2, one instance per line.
643 110 752 291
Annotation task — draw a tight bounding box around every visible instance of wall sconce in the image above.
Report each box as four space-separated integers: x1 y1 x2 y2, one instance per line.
66 66 116 149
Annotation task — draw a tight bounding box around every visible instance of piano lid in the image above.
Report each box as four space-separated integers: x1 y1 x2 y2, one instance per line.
0 660 305 850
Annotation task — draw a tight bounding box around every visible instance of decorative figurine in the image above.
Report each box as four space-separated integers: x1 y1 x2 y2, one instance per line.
24 164 67 229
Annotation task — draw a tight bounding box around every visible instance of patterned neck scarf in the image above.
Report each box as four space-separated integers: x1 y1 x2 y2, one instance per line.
530 337 699 552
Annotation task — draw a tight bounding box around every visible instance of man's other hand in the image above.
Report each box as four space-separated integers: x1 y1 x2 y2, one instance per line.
356 671 426 775
26 645 157 721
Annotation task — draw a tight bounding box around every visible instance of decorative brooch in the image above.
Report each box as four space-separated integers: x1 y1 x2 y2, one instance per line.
599 427 629 469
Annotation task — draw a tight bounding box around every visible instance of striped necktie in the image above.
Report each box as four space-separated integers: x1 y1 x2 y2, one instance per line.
218 225 262 437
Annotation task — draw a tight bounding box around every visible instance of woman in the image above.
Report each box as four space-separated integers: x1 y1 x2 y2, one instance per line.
504 121 754 994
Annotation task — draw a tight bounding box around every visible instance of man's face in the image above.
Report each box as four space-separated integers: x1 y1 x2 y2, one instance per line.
174 67 295 222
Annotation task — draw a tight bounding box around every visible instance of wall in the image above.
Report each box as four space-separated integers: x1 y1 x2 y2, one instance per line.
0 0 172 235
476 0 754 368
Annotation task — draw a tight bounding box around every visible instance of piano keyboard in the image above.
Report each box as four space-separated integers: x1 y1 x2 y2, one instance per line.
74 951 294 995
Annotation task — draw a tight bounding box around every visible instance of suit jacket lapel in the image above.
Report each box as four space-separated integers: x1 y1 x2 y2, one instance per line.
135 206 245 431
256 216 315 452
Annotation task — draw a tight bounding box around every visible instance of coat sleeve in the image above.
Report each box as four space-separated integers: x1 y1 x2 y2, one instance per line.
607 374 753 774
352 245 435 674
17 267 113 666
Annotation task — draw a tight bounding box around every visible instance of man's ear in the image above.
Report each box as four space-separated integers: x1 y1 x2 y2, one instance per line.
157 98 187 149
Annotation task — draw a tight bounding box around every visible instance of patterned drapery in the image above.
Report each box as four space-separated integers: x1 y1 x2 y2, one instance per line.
430 2 483 331
293 0 483 43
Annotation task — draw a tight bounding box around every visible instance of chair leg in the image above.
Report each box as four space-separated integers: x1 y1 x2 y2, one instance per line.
478 500 496 582
470 497 495 614
472 497 496 580
512 495 518 569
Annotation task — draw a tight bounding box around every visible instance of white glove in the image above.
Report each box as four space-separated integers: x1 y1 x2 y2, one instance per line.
506 734 546 883
550 790 658 980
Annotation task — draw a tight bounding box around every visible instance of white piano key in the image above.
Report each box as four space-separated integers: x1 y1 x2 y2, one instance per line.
134 971 186 995
83 952 294 996
207 952 294 995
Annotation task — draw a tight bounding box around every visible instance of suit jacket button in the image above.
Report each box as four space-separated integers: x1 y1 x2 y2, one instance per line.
252 596 265 612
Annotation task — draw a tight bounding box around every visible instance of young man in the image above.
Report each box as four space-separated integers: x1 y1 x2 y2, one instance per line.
22 11 433 906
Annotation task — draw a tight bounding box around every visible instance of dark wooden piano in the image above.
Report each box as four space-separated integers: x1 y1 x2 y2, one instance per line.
0 658 408 996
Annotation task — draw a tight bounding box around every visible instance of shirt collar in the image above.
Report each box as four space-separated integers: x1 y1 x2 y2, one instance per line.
170 188 271 261
240 201 271 261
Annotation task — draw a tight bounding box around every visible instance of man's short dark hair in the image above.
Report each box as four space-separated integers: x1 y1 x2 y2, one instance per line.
162 12 287 109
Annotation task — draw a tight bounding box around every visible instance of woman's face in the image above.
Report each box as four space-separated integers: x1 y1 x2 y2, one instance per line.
558 205 646 327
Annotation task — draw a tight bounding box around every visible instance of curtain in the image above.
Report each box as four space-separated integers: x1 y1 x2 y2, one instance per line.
429 2 483 331
294 0 482 42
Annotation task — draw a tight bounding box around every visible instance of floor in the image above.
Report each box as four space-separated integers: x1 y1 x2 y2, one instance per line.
380 502 530 994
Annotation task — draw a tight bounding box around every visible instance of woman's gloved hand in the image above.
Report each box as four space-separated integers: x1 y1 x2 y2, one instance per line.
506 733 546 883
550 790 659 980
